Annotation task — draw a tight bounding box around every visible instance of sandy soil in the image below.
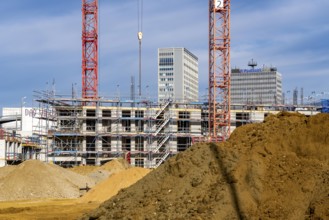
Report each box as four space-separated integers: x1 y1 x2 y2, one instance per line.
0 160 95 201
79 167 150 203
0 113 328 220
0 199 99 220
82 112 329 220
0 159 149 219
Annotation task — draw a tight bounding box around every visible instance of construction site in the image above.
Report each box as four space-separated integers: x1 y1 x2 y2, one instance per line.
0 0 328 219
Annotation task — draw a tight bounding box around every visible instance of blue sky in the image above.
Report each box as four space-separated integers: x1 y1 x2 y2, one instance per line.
0 0 328 110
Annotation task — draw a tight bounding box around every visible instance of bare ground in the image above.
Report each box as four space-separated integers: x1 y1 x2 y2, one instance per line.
82 112 329 220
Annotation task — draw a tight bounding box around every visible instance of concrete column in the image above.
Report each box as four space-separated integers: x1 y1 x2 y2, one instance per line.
131 138 135 151
82 138 86 165
95 138 102 166
82 109 86 132
0 140 5 167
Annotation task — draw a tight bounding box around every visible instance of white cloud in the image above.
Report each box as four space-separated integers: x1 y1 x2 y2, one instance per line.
1 0 329 109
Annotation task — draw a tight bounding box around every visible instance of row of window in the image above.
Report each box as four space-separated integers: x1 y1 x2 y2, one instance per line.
159 63 173 66
159 87 174 92
183 77 198 89
159 72 174 76
159 58 174 63
232 82 280 86
159 68 174 71
232 85 282 90
231 92 282 97
231 78 278 82
183 77 198 90
184 56 198 67
184 69 198 79
159 78 174 82
159 52 174 56
183 48 198 61
183 63 198 74
232 72 279 76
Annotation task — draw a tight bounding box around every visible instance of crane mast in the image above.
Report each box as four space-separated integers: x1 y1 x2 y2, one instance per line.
82 0 98 102
208 0 231 141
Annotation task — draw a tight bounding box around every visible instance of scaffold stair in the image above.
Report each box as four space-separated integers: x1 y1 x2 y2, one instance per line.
154 118 170 136
154 100 171 119
154 151 170 168
153 135 170 153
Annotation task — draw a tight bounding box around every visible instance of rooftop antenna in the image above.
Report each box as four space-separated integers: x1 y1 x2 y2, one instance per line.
131 76 135 102
248 58 257 69
50 78 56 97
300 87 304 105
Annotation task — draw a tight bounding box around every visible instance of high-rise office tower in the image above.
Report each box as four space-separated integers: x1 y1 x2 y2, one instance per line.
231 60 283 105
158 48 199 103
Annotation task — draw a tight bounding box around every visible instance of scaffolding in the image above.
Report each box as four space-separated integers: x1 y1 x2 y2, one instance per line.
32 93 205 168
0 129 42 166
31 92 320 168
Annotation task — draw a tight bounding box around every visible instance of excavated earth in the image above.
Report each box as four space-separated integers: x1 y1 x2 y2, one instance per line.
0 160 95 201
83 112 329 220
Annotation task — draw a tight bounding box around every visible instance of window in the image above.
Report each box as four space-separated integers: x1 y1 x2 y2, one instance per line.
135 158 144 167
86 110 96 117
135 137 144 151
102 136 111 152
135 120 144 132
135 111 144 118
102 110 111 117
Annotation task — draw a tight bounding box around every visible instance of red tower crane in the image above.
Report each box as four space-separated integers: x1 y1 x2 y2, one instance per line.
208 0 231 142
82 0 98 101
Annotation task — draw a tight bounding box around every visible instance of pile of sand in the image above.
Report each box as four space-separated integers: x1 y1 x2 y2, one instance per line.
82 112 329 219
0 166 16 180
68 165 96 176
79 167 150 203
70 158 130 184
0 160 95 201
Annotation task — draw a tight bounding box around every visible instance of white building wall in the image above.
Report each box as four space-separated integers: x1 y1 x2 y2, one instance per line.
158 48 199 103
2 107 55 137
0 140 5 167
231 67 283 105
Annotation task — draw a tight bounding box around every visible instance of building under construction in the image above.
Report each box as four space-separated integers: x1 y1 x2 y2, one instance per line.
23 92 317 168
0 0 325 169
0 95 322 168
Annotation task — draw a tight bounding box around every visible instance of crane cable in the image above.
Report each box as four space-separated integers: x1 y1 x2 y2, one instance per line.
137 0 143 34
136 0 144 151
137 0 143 97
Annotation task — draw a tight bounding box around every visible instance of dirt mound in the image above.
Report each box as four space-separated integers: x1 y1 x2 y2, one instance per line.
69 158 130 184
82 113 329 220
0 166 16 180
0 160 95 201
69 165 97 176
97 158 131 172
79 167 150 203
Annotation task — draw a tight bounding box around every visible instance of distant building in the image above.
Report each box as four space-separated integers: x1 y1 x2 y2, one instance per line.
158 48 199 103
0 107 55 166
231 61 283 105
1 107 54 137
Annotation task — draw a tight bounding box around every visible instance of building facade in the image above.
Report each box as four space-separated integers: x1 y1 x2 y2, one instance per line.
0 99 319 168
0 107 55 166
231 66 283 105
158 48 199 103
